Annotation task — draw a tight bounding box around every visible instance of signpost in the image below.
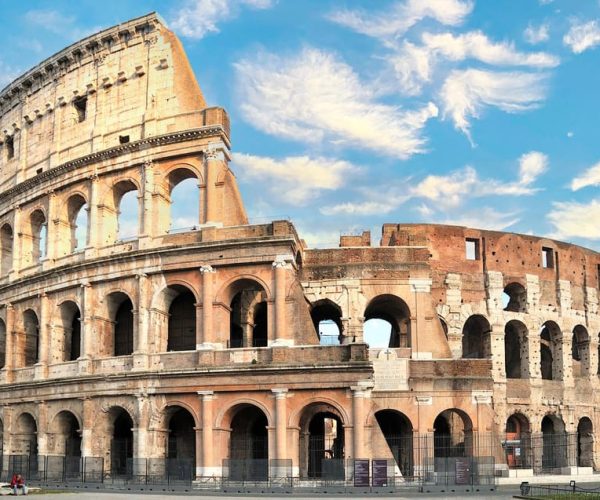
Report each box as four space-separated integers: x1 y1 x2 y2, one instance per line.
354 459 370 487
372 459 388 487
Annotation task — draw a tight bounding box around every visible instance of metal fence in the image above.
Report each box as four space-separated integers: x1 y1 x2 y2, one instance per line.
519 481 600 498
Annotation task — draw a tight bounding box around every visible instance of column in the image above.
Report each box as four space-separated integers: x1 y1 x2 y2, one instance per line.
132 394 149 476
86 175 100 257
140 159 155 240
4 304 15 382
79 281 94 374
11 207 21 279
351 384 371 459
204 149 219 224
133 273 149 369
199 265 216 349
37 401 49 473
198 391 216 476
272 388 288 477
80 398 94 457
272 256 292 346
35 292 49 379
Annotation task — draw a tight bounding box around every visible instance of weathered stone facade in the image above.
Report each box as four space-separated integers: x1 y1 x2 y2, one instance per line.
0 13 598 481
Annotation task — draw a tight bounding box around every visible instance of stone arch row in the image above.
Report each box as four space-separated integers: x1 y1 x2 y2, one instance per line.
0 163 206 275
447 312 599 380
310 294 412 348
0 275 275 368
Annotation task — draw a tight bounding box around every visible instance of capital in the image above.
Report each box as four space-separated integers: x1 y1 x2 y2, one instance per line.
271 388 288 399
200 265 216 274
197 390 215 401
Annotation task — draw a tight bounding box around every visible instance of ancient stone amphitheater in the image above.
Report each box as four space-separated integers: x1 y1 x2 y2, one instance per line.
0 12 598 487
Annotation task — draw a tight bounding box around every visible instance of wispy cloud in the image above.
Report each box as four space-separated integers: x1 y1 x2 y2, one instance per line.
171 0 274 39
234 153 361 205
571 160 600 191
440 207 520 231
524 23 550 44
234 48 439 159
24 9 103 41
327 0 473 40
548 200 600 240
439 68 549 140
564 20 600 53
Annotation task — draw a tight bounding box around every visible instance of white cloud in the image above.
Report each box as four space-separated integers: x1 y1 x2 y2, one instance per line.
235 48 439 159
234 153 360 205
441 207 520 231
564 20 600 53
518 151 548 186
321 200 400 216
567 131 574 138
422 31 558 67
171 0 274 39
548 200 600 240
439 68 549 139
524 23 550 44
388 42 434 95
24 9 102 41
571 161 600 191
327 0 473 40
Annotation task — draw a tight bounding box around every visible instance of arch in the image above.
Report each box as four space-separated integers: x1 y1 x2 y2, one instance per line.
218 275 272 305
29 209 47 264
14 412 38 458
107 406 134 476
50 410 82 458
505 320 529 379
23 309 40 366
166 285 197 351
298 402 346 479
364 294 411 348
226 404 269 480
227 278 268 348
577 417 594 468
374 410 413 477
310 299 342 346
540 321 563 381
217 399 273 430
67 194 88 252
59 300 81 362
166 406 196 479
505 413 531 468
168 168 200 232
106 292 134 356
0 318 5 368
114 179 140 240
162 401 199 429
541 414 567 471
433 409 473 459
461 315 491 359
0 223 13 275
503 282 527 312
572 325 590 377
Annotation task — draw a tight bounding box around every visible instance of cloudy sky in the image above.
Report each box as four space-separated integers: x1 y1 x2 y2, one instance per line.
2 0 600 249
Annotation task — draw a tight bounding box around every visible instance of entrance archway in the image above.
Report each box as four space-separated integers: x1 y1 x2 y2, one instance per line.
577 417 593 468
505 414 531 468
541 415 566 471
110 409 133 476
374 410 413 477
433 409 473 459
228 405 269 480
166 407 196 480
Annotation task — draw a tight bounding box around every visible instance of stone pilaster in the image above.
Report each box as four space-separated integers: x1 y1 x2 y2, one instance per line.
198 391 217 476
199 265 216 349
271 256 293 346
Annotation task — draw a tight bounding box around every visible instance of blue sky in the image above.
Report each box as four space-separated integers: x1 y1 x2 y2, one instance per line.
2 0 600 250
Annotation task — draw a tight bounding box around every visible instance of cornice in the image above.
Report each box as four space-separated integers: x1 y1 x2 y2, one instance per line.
0 125 229 202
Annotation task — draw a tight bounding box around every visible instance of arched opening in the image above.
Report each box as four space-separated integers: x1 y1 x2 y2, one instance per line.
106 292 134 357
67 195 88 252
505 414 531 468
30 209 47 264
505 320 529 379
168 169 200 232
228 405 269 480
0 318 5 368
51 411 82 479
364 294 411 348
433 409 473 459
310 299 342 346
577 417 594 468
572 325 590 377
228 280 268 348
59 301 81 362
1 223 13 275
110 408 134 477
541 415 566 471
115 181 139 240
167 407 196 480
23 309 39 366
540 322 562 381
14 413 38 467
167 287 197 352
461 315 491 359
503 283 527 312
374 410 413 477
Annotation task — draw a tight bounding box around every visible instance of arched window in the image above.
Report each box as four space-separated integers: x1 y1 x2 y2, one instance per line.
168 169 199 232
310 299 342 346
228 280 268 348
540 322 563 381
59 301 81 362
23 309 40 366
0 223 13 276
114 181 139 240
0 318 6 368
106 292 134 357
461 315 491 359
503 283 527 312
167 288 196 351
572 325 590 377
30 209 47 264
67 195 88 252
364 295 411 348
505 320 529 379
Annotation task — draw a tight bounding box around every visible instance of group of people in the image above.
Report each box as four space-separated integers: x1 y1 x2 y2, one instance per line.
9 474 27 495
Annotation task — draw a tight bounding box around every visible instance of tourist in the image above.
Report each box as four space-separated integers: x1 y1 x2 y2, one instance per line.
10 473 28 495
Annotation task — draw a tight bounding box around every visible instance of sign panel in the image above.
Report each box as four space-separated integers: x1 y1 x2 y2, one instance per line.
354 459 370 487
372 459 388 487
455 458 471 485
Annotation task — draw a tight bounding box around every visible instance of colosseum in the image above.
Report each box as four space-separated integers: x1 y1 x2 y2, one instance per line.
0 11 598 490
